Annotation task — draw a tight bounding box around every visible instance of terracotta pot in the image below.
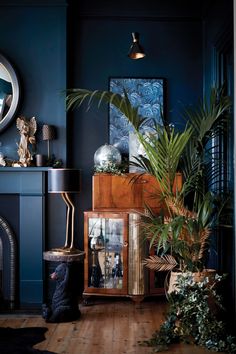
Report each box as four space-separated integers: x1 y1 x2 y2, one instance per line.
167 269 216 294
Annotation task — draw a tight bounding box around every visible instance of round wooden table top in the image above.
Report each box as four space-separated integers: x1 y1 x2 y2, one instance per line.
43 249 85 262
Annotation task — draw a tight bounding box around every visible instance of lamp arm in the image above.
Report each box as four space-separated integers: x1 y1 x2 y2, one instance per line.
61 192 71 248
64 192 75 250
47 140 50 160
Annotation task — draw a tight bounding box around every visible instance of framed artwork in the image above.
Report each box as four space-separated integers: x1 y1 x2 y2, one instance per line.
109 77 166 156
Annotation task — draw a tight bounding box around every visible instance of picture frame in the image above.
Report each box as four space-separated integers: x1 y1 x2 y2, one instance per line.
109 77 166 156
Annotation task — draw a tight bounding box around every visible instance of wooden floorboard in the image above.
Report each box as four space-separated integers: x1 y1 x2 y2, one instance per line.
0 297 220 354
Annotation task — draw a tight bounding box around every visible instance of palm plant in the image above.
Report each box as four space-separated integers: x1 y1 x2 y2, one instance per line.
140 87 231 272
66 86 231 273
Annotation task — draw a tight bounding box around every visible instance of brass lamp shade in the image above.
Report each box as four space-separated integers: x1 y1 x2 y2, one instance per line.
48 168 82 255
128 32 146 59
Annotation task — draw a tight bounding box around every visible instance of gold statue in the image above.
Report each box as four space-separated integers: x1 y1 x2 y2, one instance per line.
15 116 37 167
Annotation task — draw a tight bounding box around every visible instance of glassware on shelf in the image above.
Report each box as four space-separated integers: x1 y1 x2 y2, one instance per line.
89 219 105 287
88 216 124 290
112 252 123 289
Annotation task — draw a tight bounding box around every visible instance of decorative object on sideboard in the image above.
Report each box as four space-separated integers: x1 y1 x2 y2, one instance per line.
94 143 121 167
42 124 56 161
94 143 124 174
35 153 46 167
13 116 37 167
48 168 82 255
128 32 146 59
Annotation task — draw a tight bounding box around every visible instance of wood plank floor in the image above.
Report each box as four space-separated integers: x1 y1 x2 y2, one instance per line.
0 297 219 354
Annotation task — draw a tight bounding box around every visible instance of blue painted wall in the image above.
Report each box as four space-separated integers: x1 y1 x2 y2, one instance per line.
0 0 233 308
0 0 67 306
67 1 204 250
0 1 67 164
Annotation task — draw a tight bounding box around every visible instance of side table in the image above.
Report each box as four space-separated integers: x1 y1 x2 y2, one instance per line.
43 250 85 322
43 251 85 263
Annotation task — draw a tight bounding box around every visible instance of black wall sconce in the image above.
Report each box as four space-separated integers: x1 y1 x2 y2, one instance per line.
128 32 146 59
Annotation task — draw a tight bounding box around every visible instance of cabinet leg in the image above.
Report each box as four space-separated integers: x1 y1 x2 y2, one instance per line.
82 295 93 306
130 295 145 307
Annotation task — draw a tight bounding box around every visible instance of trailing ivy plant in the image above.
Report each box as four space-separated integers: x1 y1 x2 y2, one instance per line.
139 273 236 353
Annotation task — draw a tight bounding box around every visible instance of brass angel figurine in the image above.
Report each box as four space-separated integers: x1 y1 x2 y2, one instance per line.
15 116 37 167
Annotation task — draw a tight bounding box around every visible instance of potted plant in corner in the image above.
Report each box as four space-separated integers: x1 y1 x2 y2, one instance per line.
66 86 236 352
137 87 232 287
66 86 230 271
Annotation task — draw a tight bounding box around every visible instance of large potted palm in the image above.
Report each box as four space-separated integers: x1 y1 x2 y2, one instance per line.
139 87 231 283
66 87 231 274
66 86 235 351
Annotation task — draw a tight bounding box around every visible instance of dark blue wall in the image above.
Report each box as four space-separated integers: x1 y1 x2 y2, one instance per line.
0 0 234 308
0 0 68 306
67 1 204 248
0 1 67 164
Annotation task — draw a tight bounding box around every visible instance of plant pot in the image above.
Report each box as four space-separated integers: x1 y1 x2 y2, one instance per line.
167 269 216 294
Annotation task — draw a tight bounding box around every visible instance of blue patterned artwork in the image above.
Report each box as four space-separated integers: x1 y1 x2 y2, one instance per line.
109 78 165 155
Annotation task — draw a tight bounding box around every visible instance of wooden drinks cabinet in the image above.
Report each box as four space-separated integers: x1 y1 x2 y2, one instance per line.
83 173 182 303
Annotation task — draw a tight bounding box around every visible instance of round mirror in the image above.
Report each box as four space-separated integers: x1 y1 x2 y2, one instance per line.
0 53 20 133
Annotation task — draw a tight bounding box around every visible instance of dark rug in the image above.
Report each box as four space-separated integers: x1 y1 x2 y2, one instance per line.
0 327 57 354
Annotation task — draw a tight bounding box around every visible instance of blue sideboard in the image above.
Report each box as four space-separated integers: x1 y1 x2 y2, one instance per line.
0 167 49 307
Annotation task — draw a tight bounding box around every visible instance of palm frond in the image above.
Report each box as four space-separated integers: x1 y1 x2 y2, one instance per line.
197 228 211 260
135 125 192 195
143 254 178 271
66 88 147 131
129 155 156 175
183 87 231 144
165 196 197 219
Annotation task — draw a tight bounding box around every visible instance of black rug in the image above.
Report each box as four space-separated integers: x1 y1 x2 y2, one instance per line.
0 327 57 354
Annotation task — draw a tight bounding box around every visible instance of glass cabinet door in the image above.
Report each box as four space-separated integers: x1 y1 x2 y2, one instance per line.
84 212 128 294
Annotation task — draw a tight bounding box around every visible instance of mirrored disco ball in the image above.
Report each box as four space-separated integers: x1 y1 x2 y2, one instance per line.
94 144 122 167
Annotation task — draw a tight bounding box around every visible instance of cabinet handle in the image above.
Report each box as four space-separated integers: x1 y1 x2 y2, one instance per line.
123 241 128 247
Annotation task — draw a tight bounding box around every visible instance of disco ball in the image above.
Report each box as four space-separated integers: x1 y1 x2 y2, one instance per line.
94 144 122 167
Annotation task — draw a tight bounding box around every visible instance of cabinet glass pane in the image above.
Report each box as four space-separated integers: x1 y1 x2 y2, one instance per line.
88 217 124 289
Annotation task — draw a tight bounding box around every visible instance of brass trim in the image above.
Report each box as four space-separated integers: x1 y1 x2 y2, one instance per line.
128 213 148 296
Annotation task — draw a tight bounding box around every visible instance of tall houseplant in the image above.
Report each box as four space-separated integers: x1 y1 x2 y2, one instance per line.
140 87 231 273
66 86 235 352
66 86 231 274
